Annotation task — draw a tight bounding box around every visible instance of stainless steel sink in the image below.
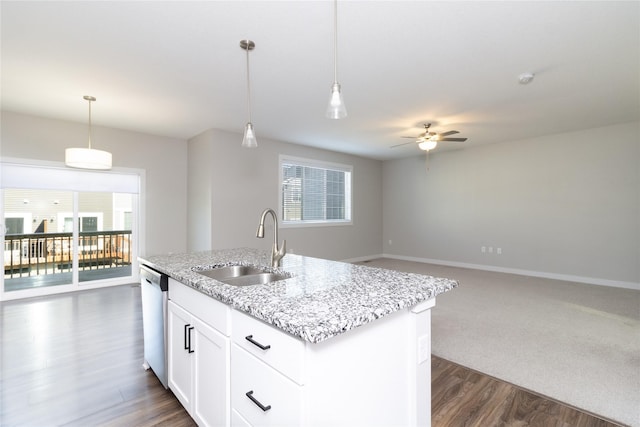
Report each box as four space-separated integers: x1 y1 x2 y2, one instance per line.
194 265 291 286
219 272 290 286
197 265 265 280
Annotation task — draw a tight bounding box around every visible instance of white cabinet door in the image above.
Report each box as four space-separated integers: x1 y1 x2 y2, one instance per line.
168 300 193 411
192 316 230 427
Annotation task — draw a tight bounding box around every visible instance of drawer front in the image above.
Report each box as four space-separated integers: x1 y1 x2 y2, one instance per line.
169 278 230 335
231 409 252 427
231 344 302 427
231 309 305 384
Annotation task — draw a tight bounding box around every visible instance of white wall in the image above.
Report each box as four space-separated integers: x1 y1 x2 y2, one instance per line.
187 130 213 252
1 111 188 256
383 121 640 287
187 128 383 261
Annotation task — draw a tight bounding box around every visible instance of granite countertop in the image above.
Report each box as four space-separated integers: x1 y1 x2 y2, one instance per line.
139 248 458 344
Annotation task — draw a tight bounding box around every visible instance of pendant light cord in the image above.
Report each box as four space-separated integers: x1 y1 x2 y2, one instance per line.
333 0 338 84
246 44 252 123
87 98 93 149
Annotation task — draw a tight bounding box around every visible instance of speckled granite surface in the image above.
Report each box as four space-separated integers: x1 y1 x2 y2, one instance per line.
140 248 458 344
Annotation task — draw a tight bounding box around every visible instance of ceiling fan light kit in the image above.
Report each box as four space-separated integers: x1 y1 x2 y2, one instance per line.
392 123 468 152
418 139 438 151
241 39 258 148
65 95 113 170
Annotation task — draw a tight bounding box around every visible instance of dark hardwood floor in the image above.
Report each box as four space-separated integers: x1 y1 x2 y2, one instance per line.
0 285 624 427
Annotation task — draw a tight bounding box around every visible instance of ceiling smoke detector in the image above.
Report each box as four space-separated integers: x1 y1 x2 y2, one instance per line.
518 72 535 85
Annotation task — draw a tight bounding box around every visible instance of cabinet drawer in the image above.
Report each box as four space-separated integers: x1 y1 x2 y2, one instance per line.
231 309 305 384
231 409 252 427
231 344 301 427
169 278 230 335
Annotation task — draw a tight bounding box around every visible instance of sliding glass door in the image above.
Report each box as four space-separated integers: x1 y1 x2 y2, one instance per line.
1 162 140 300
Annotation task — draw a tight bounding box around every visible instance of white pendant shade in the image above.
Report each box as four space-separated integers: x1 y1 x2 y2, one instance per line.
326 82 347 119
65 95 113 170
242 122 258 148
65 147 112 170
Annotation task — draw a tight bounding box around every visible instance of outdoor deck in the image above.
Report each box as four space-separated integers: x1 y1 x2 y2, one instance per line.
4 230 132 292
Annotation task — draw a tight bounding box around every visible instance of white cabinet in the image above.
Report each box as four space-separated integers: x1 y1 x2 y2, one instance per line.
168 278 435 427
229 302 435 427
168 279 230 427
231 344 302 426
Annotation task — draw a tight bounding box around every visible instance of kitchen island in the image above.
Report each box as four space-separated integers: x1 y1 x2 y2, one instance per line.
140 248 458 427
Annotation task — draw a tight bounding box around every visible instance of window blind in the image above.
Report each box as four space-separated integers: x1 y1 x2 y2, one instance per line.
1 162 140 193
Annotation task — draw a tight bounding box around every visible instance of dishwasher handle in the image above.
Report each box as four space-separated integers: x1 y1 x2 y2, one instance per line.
140 264 168 291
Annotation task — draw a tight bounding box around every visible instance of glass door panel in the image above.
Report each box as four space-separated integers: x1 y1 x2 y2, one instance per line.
78 191 133 283
3 189 74 292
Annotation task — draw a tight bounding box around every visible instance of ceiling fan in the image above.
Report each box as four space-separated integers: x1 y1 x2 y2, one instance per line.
391 123 467 151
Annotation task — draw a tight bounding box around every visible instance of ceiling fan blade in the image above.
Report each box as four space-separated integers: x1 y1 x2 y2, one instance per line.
390 141 417 148
441 137 467 142
438 130 459 137
401 136 417 139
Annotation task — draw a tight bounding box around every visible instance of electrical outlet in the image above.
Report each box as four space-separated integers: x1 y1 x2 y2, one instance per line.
497 248 502 255
481 246 486 253
388 239 392 246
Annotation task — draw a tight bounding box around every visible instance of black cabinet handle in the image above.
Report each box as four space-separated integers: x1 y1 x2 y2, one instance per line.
245 335 271 350
245 390 271 412
187 326 195 353
184 324 191 350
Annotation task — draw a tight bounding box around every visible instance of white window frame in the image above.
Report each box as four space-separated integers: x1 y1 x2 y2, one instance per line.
279 155 353 228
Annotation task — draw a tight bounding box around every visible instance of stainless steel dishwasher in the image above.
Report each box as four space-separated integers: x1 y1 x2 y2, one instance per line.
140 264 169 388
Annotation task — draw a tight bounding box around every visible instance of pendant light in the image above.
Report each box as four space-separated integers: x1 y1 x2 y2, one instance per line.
65 96 112 170
326 0 347 119
240 39 258 148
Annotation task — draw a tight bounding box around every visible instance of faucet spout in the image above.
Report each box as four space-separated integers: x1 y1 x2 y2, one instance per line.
256 208 286 267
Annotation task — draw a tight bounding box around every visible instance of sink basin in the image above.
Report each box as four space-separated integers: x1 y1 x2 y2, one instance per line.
194 265 291 286
197 265 265 280
220 272 290 286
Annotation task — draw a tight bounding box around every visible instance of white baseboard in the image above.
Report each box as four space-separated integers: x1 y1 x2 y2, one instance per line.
363 253 640 291
341 254 384 263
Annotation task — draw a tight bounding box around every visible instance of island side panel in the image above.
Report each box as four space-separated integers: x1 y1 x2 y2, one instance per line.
410 298 436 426
302 304 433 427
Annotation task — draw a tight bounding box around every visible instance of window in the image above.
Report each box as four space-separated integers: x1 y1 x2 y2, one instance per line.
60 213 103 232
280 156 352 226
5 215 29 235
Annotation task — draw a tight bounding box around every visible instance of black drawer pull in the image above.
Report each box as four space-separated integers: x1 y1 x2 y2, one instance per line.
184 324 191 350
245 335 271 350
187 326 195 353
246 390 271 412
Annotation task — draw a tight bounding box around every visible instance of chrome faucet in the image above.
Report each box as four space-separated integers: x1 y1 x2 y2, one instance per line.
256 208 286 268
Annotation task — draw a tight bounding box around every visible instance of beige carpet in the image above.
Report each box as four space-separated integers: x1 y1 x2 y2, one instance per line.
355 258 640 427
